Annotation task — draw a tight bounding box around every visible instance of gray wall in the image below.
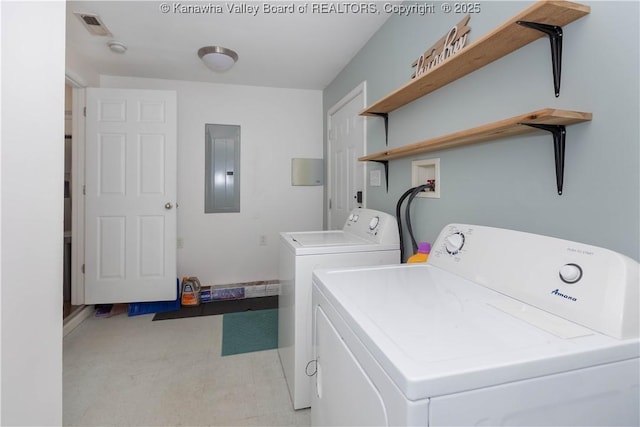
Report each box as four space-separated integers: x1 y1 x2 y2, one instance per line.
324 1 639 261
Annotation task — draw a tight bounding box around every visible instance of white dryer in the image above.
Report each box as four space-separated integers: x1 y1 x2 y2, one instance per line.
278 208 399 410
312 223 639 426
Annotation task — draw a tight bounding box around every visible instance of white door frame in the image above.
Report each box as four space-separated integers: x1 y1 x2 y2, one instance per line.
326 81 368 228
66 73 86 306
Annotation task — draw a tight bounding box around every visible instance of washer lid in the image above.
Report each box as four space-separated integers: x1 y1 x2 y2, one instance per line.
281 230 399 255
313 264 639 401
290 231 369 247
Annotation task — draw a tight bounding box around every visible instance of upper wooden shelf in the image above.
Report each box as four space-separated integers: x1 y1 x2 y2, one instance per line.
360 1 590 116
359 109 592 162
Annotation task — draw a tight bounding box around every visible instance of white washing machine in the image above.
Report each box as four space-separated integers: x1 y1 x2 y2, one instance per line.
279 207 400 410
312 223 639 426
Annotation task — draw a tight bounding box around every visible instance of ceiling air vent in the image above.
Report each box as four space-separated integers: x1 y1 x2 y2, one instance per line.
74 12 112 37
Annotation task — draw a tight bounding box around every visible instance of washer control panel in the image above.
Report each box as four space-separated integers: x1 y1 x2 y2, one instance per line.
429 223 639 339
343 208 399 245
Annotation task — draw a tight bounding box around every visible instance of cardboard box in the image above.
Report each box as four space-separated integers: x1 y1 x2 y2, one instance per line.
265 283 280 296
199 286 212 303
245 284 266 298
212 287 245 300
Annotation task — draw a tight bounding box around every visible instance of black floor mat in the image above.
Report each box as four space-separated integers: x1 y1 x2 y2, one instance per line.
152 295 278 321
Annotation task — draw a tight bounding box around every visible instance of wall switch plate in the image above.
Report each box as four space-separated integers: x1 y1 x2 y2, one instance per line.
412 158 440 198
370 169 382 187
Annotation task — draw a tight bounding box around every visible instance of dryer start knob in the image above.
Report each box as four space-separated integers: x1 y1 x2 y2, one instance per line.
559 263 582 284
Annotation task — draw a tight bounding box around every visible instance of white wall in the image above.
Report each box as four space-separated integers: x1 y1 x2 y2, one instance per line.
66 46 100 87
1 1 64 425
101 76 324 286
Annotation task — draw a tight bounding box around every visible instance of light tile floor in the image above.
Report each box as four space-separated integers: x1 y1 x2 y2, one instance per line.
63 312 310 426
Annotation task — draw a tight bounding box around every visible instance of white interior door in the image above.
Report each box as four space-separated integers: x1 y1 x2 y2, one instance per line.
328 84 365 230
84 88 177 304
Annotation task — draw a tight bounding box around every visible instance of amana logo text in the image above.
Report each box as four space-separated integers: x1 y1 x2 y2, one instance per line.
551 289 577 302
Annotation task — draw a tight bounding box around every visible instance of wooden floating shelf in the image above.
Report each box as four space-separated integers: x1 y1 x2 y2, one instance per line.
359 109 592 162
361 1 590 116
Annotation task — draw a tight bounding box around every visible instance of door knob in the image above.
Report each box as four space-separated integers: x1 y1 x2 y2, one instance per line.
165 202 173 210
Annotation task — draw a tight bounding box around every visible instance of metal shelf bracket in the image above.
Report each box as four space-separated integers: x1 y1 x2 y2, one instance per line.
520 123 567 195
370 113 389 146
516 21 563 97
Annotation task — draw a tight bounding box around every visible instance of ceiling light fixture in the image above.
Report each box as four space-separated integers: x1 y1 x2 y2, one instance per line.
198 46 238 72
107 41 127 54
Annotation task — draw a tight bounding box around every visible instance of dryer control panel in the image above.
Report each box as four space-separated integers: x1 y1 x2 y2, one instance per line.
429 224 639 339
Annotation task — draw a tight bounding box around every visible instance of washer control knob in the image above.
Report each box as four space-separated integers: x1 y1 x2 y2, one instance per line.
348 213 354 221
369 216 380 230
559 263 582 284
445 232 465 255
353 215 359 222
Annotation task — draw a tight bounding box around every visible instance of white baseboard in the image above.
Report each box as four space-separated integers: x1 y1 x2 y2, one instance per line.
63 305 93 337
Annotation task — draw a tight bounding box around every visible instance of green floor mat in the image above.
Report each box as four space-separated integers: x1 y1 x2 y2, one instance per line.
221 308 278 356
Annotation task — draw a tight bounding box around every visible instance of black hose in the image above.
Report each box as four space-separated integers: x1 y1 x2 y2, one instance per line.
396 187 418 262
396 184 429 262
405 184 429 255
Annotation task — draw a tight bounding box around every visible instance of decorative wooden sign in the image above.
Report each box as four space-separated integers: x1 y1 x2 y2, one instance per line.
411 15 471 79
